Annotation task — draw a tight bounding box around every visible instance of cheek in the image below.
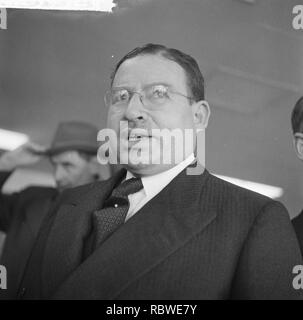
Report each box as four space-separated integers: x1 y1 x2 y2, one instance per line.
70 168 84 181
151 103 193 129
107 110 124 130
151 109 192 130
64 167 73 178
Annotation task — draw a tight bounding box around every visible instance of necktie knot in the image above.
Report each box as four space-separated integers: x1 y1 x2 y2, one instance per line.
112 177 143 198
83 176 143 259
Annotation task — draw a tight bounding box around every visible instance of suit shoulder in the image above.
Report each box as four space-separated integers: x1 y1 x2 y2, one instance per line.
204 172 288 220
59 179 109 203
197 173 292 255
14 185 57 201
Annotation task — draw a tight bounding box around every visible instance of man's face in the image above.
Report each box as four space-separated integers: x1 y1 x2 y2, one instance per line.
107 54 207 176
50 150 95 191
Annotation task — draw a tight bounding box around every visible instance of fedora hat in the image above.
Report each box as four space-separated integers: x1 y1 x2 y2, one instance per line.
45 121 99 156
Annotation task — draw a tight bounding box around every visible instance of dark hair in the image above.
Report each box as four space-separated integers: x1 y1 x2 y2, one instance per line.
291 96 303 134
110 43 205 102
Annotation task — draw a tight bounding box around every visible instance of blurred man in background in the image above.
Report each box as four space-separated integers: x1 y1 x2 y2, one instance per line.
0 121 109 299
291 96 303 255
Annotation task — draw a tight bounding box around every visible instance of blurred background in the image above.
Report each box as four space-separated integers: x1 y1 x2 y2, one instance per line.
0 0 302 229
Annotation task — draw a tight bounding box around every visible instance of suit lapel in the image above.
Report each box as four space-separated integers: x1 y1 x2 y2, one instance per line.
41 169 126 298
51 168 217 299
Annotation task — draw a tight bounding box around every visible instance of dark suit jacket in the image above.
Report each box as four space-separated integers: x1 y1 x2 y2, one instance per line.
0 171 58 299
18 168 303 300
292 210 303 256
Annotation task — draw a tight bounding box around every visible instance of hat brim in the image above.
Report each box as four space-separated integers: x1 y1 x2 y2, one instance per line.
44 144 97 156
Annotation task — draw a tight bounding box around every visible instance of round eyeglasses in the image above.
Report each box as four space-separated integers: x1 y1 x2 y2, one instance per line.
104 84 194 109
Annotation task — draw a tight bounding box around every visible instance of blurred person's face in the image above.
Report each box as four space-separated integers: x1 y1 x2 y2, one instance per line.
107 54 210 176
50 150 97 191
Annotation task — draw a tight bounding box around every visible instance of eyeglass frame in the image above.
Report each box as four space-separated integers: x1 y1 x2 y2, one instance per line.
104 83 195 109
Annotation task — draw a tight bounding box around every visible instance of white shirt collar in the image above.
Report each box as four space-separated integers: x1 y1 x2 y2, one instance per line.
126 153 195 199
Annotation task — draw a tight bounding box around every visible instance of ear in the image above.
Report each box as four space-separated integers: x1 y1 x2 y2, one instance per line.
294 136 303 160
191 100 211 129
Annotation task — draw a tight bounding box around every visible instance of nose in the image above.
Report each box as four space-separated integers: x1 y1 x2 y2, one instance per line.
54 166 66 185
124 92 147 123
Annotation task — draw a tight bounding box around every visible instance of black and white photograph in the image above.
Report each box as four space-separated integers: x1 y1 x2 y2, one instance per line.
0 0 303 306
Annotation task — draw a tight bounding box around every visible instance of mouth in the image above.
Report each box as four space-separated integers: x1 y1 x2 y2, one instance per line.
127 129 152 142
128 134 152 142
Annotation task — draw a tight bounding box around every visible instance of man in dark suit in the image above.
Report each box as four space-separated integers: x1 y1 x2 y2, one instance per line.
0 121 109 299
291 97 303 255
18 44 302 300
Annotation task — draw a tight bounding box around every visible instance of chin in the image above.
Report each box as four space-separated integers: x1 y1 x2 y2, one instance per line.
57 185 66 192
123 162 175 177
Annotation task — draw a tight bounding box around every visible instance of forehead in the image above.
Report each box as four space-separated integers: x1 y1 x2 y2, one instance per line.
112 54 188 90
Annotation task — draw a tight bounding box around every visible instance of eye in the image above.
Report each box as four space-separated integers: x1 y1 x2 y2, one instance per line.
151 85 168 99
62 162 73 168
112 89 130 104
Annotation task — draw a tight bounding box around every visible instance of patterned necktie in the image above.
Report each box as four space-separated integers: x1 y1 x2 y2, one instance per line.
91 177 143 251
